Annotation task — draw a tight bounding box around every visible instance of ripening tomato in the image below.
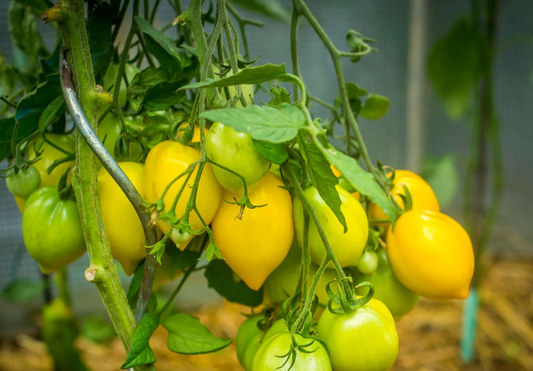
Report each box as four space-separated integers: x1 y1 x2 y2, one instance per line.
98 162 146 276
103 63 140 107
355 249 379 275
369 170 439 229
22 186 86 273
206 122 270 193
143 140 222 248
352 249 419 318
318 298 398 371
293 186 368 267
212 172 293 290
387 210 474 300
14 134 76 213
6 166 41 198
236 315 264 371
252 332 332 371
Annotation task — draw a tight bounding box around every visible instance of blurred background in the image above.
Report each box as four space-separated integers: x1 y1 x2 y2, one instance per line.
1 0 532 370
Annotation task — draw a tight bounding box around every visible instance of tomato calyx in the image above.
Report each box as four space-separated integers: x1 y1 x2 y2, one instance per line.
57 168 75 201
326 279 375 315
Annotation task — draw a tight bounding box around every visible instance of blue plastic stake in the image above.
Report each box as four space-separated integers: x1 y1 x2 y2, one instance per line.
460 288 479 363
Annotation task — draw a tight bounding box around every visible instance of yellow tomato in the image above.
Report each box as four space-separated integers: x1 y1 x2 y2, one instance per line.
386 210 474 300
143 141 221 249
212 172 293 290
293 186 368 268
177 124 207 143
370 170 439 229
98 162 147 276
29 134 75 187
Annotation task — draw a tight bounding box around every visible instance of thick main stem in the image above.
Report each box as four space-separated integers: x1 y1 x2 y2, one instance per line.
49 1 154 370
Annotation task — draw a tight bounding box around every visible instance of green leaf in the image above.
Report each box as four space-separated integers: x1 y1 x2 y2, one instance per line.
359 94 390 120
143 82 186 111
8 1 48 60
39 96 65 131
200 103 305 143
13 0 52 15
267 87 292 108
1 279 43 304
16 73 62 121
422 156 459 208
319 145 398 222
121 313 159 369
87 4 114 77
299 138 346 231
126 261 145 310
165 241 201 270
132 66 169 87
252 140 288 164
231 0 290 21
180 64 289 90
162 313 232 355
204 260 263 306
135 17 192 80
427 17 479 119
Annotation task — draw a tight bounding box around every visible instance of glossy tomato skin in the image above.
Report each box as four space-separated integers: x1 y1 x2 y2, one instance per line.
352 249 419 319
6 166 41 198
387 210 474 300
143 140 222 248
356 249 379 275
252 333 331 371
206 122 270 193
236 315 264 370
29 134 75 187
98 162 146 276
22 186 86 273
264 241 301 304
370 170 439 228
318 298 398 371
212 172 293 290
293 186 368 267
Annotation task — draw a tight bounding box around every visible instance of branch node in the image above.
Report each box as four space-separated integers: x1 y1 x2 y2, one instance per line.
85 266 98 282
40 5 64 24
93 85 114 106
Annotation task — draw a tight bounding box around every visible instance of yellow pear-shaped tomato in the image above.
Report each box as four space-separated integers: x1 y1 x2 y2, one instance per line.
293 186 368 268
98 162 147 276
212 172 293 290
370 170 439 228
143 140 222 248
387 210 474 300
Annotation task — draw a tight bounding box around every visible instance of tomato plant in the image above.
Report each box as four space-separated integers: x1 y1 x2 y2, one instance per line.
0 0 478 369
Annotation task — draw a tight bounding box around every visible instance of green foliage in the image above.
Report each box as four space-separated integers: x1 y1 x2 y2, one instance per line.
162 313 232 354
359 94 390 120
1 279 43 304
87 5 114 78
252 140 288 164
121 313 159 369
427 17 479 119
201 103 305 143
8 1 48 62
80 316 116 344
422 156 459 208
204 260 263 306
231 0 290 21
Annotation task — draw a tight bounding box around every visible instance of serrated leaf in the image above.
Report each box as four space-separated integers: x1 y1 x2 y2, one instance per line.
252 140 288 164
204 260 263 306
359 94 390 120
180 64 289 90
427 17 479 119
121 313 158 369
319 145 398 222
135 17 192 80
1 279 43 304
39 96 65 131
200 103 305 143
162 313 232 355
299 138 346 231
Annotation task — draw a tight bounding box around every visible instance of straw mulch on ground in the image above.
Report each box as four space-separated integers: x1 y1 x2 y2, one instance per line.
1 255 532 371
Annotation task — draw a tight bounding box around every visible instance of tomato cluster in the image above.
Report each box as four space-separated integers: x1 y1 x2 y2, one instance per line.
8 118 474 371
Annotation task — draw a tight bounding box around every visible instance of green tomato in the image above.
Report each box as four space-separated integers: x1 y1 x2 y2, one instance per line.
98 114 122 157
171 229 192 246
22 186 86 273
309 264 338 307
293 186 368 267
206 122 270 193
356 249 378 275
317 298 398 371
236 316 287 371
352 249 419 319
252 333 331 371
264 242 301 304
6 166 41 198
